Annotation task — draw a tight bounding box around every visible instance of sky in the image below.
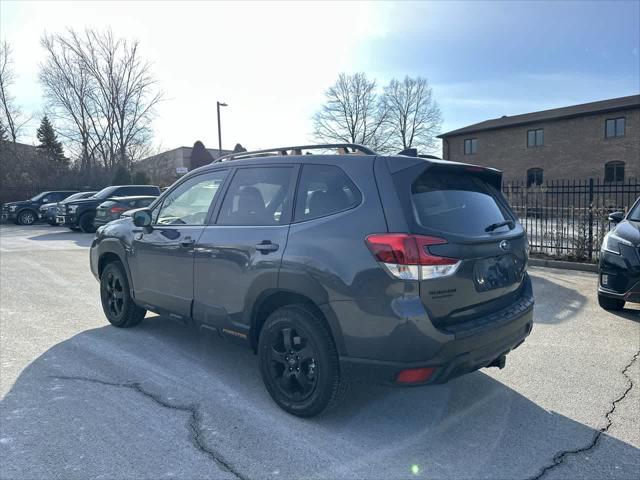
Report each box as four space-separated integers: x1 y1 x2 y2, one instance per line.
1 0 639 156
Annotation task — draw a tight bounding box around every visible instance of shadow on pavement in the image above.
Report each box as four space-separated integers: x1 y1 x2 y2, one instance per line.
28 230 94 247
529 271 588 324
1 315 638 479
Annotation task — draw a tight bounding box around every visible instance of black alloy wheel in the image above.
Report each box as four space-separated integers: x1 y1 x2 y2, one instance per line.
100 262 146 327
258 305 347 417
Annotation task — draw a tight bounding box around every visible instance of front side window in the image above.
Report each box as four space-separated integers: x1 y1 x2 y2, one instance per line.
605 117 625 138
154 170 227 225
604 161 625 182
527 128 544 147
527 168 544 187
294 164 362 222
464 138 478 155
217 167 294 226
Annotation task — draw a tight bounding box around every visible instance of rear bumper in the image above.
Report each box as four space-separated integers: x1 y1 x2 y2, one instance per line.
335 275 534 386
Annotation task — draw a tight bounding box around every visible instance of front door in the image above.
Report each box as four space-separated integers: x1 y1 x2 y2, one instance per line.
193 165 297 337
131 169 229 318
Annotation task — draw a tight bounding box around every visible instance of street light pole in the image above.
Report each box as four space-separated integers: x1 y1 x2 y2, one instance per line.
217 101 228 152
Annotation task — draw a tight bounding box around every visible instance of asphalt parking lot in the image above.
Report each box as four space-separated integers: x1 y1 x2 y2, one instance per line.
0 224 638 480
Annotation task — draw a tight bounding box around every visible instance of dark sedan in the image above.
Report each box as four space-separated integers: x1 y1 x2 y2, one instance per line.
598 197 640 310
93 196 157 228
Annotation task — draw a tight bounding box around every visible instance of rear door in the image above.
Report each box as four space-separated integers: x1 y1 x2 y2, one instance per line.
193 165 297 338
390 162 528 329
130 170 228 318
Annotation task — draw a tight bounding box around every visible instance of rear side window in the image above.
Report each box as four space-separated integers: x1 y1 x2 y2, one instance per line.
410 171 511 236
217 167 294 226
135 198 155 208
294 164 361 222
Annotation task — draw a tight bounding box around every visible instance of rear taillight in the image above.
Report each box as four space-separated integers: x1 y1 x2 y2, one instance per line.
396 367 436 384
109 206 127 214
365 233 461 280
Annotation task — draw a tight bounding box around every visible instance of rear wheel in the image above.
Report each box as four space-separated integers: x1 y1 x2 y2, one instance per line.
17 210 36 225
79 212 96 233
100 261 146 327
598 293 625 311
258 305 347 417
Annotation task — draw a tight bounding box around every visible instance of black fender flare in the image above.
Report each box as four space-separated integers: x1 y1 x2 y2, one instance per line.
96 238 136 298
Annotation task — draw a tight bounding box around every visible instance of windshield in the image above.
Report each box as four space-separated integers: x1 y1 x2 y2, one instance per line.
628 199 640 222
94 186 118 200
29 192 46 201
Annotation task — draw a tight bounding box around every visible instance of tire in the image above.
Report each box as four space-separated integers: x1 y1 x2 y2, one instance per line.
100 261 146 328
79 212 96 233
598 293 625 311
17 210 37 226
47 219 58 226
258 305 347 417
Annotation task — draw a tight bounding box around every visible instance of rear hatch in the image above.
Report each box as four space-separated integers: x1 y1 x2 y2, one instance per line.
388 160 528 330
96 200 129 221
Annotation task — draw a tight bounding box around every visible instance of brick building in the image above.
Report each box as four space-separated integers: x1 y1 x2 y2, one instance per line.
134 141 232 186
438 95 640 184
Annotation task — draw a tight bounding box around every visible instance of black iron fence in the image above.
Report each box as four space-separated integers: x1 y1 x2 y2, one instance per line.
502 178 639 262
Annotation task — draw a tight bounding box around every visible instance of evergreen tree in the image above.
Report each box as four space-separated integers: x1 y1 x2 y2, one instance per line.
36 116 67 164
112 164 132 185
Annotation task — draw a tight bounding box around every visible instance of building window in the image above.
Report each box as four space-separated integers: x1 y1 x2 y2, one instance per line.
527 128 544 147
464 138 477 155
604 161 625 182
527 168 544 187
605 117 625 138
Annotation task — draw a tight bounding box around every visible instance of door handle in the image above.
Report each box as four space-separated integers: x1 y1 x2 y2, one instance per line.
255 241 279 253
180 237 195 248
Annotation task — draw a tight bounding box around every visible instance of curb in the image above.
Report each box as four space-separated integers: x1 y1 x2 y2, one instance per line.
529 257 598 273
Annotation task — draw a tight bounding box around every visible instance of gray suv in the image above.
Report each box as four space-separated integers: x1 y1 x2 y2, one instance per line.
90 144 534 417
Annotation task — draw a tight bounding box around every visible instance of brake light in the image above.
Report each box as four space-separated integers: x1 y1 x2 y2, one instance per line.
109 206 127 214
365 234 461 280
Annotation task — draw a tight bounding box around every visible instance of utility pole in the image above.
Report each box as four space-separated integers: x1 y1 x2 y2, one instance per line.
217 101 228 152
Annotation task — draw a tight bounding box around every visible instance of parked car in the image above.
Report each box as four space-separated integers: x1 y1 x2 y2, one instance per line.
40 191 97 225
89 143 534 417
598 196 640 310
93 196 157 228
1 191 78 225
58 185 160 233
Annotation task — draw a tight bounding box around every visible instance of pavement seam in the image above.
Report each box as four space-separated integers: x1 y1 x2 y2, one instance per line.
51 375 249 480
526 349 640 480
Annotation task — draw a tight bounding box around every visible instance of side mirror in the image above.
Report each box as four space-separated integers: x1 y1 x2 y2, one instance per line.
42 198 49 204
608 211 624 223
133 209 153 230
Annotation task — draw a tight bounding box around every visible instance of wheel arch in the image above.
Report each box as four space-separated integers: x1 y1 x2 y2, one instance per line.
97 240 136 297
250 289 346 355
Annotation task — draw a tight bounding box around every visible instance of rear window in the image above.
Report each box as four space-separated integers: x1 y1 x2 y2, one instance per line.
100 200 117 208
410 171 511 236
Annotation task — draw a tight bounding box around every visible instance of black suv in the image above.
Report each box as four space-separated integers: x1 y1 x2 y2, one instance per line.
2 190 78 225
598 196 640 310
90 144 534 417
58 185 160 233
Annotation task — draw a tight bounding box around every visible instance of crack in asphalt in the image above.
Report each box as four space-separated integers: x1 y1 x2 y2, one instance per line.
51 375 248 480
527 349 640 480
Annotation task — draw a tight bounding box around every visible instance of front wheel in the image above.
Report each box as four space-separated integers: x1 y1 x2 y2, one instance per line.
100 261 146 327
258 305 347 417
17 210 36 225
79 212 96 233
598 293 625 311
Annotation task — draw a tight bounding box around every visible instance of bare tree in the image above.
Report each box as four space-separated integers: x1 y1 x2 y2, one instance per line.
39 29 162 172
0 41 30 142
313 73 390 151
381 76 442 154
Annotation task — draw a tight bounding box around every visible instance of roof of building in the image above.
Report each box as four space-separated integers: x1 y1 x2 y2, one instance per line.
438 94 640 138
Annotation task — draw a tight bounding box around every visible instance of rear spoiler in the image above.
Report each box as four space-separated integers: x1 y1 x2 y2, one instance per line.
387 156 503 190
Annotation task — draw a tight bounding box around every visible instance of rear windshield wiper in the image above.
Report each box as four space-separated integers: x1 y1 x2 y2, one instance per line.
484 220 515 232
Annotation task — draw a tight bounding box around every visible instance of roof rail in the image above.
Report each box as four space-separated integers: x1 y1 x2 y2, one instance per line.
213 143 377 163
